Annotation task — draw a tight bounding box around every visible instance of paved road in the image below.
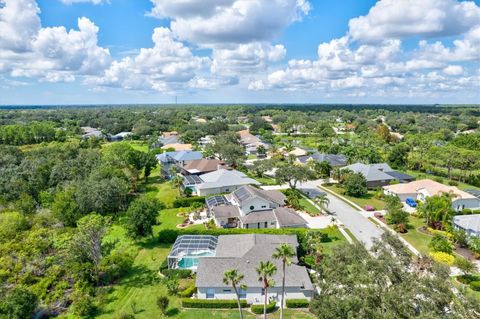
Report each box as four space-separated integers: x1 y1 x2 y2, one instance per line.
262 179 384 249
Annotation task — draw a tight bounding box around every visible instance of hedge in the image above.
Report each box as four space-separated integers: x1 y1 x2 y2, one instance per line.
251 302 276 314
181 298 248 308
286 299 310 308
179 285 197 298
470 281 480 291
173 197 206 208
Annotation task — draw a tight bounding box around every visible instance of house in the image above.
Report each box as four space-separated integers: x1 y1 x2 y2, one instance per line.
107 131 133 141
297 153 347 167
161 143 193 151
196 234 314 304
156 151 203 178
453 214 480 237
238 130 269 155
206 185 307 229
81 126 103 139
183 169 260 196
341 162 414 188
181 159 228 176
384 179 480 211
158 131 181 145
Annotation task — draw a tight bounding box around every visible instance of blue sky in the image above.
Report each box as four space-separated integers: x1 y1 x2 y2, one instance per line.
0 0 479 105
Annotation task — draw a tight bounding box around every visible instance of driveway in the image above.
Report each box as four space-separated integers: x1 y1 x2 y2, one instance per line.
298 180 384 249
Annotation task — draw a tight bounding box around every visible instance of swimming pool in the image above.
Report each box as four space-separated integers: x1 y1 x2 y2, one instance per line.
177 251 215 269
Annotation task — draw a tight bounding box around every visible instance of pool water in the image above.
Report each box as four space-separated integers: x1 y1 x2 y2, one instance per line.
177 251 214 269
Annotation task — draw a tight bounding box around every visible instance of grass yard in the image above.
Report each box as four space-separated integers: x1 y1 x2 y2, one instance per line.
299 197 322 216
397 215 432 255
323 184 386 210
318 226 348 255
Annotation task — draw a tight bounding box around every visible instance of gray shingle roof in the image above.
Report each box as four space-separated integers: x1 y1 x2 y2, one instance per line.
232 185 286 206
297 153 347 166
385 170 415 181
241 210 276 224
342 163 396 182
156 150 203 163
196 235 313 290
453 214 480 233
274 207 308 227
196 169 260 190
212 206 241 219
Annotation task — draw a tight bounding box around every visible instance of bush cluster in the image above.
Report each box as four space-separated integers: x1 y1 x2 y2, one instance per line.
161 268 192 279
286 299 310 308
179 285 197 298
430 251 455 266
251 302 276 314
181 298 248 308
470 281 480 291
172 197 206 208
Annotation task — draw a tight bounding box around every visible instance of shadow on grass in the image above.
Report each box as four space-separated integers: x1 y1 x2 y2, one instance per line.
166 307 180 316
120 264 160 288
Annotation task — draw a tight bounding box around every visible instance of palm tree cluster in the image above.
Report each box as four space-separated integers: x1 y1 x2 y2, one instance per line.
223 243 296 319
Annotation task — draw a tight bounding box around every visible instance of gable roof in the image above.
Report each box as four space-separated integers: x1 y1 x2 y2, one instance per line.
232 185 286 206
196 235 312 290
384 170 415 181
182 159 226 174
384 179 477 200
297 153 347 166
238 129 262 145
196 169 260 190
156 150 203 163
274 207 308 227
342 163 396 182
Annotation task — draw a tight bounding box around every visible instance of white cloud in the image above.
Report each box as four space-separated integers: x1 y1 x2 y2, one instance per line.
59 0 109 4
0 0 110 82
443 65 463 76
89 27 210 92
349 0 480 42
149 0 310 45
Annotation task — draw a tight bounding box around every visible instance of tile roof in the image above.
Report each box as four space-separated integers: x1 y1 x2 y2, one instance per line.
161 143 193 151
384 179 477 200
182 159 226 174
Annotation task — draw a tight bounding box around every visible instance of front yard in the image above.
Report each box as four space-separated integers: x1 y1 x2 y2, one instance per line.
322 184 386 210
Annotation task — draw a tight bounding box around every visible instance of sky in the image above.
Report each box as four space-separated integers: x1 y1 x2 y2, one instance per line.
0 0 479 105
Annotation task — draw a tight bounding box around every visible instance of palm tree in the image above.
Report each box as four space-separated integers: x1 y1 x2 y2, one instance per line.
315 194 330 213
171 175 183 193
256 261 277 319
272 244 295 319
223 269 246 319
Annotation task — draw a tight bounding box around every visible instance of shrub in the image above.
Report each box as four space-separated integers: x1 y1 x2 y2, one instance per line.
251 302 276 314
434 177 444 184
457 275 479 285
166 278 179 295
470 281 480 291
448 180 458 186
179 285 197 298
286 299 309 308
459 209 473 215
173 197 206 208
181 298 248 308
429 234 452 254
430 252 455 266
161 269 192 279
156 296 169 315
118 314 135 319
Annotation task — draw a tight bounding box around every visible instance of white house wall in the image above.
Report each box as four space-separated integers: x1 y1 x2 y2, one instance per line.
197 286 313 304
240 197 275 214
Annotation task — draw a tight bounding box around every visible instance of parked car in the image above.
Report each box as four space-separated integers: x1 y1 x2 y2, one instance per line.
364 205 375 211
405 197 417 207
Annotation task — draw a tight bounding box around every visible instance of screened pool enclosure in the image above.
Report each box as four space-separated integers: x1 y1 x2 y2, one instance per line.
167 235 217 271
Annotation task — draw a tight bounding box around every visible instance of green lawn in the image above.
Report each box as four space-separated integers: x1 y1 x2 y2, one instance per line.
318 226 347 255
323 184 386 210
299 197 321 216
397 215 432 255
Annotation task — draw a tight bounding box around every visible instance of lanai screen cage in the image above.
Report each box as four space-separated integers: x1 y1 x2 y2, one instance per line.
167 235 218 271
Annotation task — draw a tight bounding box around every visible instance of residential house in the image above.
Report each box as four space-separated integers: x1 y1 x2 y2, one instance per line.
206 185 307 229
181 159 228 176
297 153 347 167
161 143 193 151
159 131 180 145
238 129 269 155
183 169 260 196
384 179 480 211
107 131 133 141
341 162 414 188
196 234 314 304
81 126 103 139
156 150 203 178
453 214 480 237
